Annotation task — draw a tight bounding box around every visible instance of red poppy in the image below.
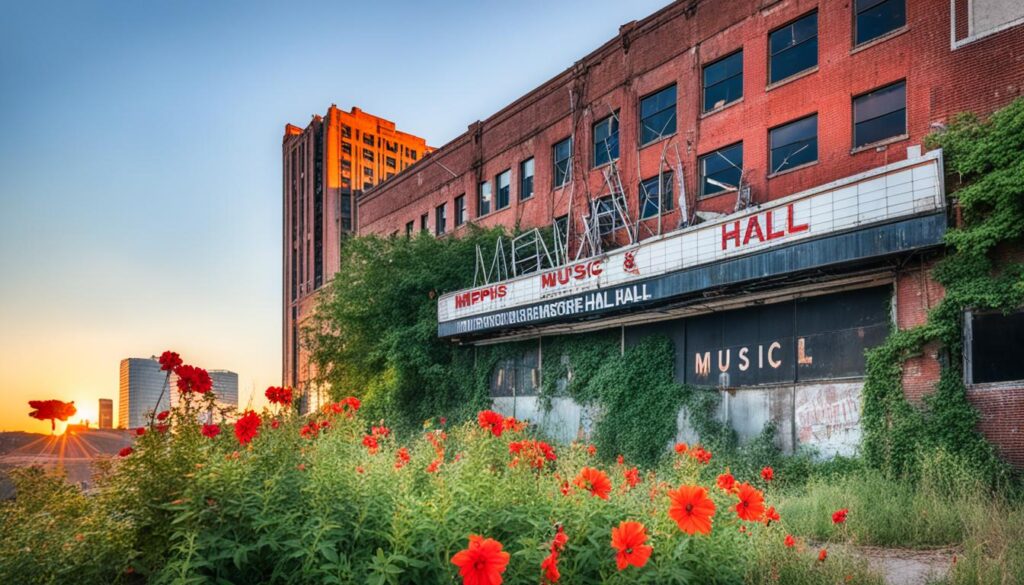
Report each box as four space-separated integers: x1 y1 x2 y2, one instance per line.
477 410 505 436
716 472 736 492
610 521 653 570
118 447 133 457
552 525 567 552
234 410 261 445
503 416 526 433
586 444 597 457
734 483 766 522
201 423 220 438
271 419 280 429
761 466 774 482
623 467 641 490
156 410 169 421
818 549 828 562
371 425 391 438
667 484 717 535
175 365 213 394
264 386 294 406
540 550 560 583
832 508 849 524
135 427 146 436
765 506 780 525
362 434 380 454
300 421 319 439
158 351 183 372
559 480 571 496
395 447 411 469
156 424 169 434
426 458 442 473
784 534 796 548
573 467 611 500
451 535 510 585
689 446 712 464
673 442 688 455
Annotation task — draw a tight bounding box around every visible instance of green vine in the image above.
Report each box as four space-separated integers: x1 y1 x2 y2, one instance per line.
861 98 1024 483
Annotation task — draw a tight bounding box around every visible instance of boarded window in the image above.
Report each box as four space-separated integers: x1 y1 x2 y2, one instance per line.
769 12 818 84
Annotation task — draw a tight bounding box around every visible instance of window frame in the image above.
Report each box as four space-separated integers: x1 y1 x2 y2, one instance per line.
769 114 818 176
477 180 492 217
639 172 675 219
853 0 906 47
455 194 467 227
552 137 572 188
852 79 907 150
768 11 819 86
419 213 428 232
964 308 1024 386
702 50 744 113
435 203 447 235
519 157 535 200
699 142 744 198
592 112 620 168
639 84 678 146
495 169 512 210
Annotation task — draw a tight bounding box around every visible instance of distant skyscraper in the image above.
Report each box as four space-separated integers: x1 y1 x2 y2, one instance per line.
98 398 113 429
118 358 169 429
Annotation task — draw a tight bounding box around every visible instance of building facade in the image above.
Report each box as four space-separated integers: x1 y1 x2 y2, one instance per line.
98 398 113 429
351 0 1024 463
282 105 431 412
118 358 170 429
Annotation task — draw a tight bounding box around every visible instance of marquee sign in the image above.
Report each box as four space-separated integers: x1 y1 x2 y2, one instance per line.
438 150 946 338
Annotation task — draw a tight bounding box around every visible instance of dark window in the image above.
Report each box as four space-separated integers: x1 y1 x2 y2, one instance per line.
341 125 351 138
967 310 1024 384
386 141 398 152
478 181 492 216
855 0 905 45
703 51 743 112
405 221 414 237
769 12 818 84
496 170 511 209
554 214 568 240
455 194 467 226
592 113 619 167
435 203 447 235
341 159 351 171
363 134 375 147
593 194 625 236
386 172 395 180
363 149 374 162
420 213 428 232
363 181 373 190
386 156 396 168
639 172 674 218
364 166 374 177
409 150 418 160
490 347 539 397
853 80 906 148
770 115 817 174
553 138 572 187
341 141 352 155
700 143 744 197
341 177 351 188
520 158 534 200
639 85 677 145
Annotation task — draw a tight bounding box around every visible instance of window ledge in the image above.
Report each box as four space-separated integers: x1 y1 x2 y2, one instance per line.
851 26 909 55
850 134 909 155
766 66 818 92
639 132 678 150
967 380 1024 392
700 98 743 119
697 187 738 201
592 159 620 172
767 160 818 179
553 181 572 191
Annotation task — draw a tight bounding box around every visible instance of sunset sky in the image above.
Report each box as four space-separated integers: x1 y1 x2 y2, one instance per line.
0 0 667 432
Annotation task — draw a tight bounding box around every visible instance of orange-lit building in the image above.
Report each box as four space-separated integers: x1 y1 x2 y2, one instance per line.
282 105 431 412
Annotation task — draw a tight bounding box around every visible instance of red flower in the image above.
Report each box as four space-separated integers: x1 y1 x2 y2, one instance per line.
832 508 849 524
784 534 796 548
362 434 380 454
159 351 183 372
586 444 597 457
371 425 391 438
355 465 365 474
573 467 611 500
552 525 567 552
616 454 625 465
610 521 653 570
451 535 510 585
201 424 220 438
559 480 571 496
623 467 641 489
118 447 133 457
477 410 505 436
135 427 146 436
156 410 169 421
818 549 828 562
426 458 442 473
540 549 560 583
689 446 712 464
234 410 261 445
735 483 766 522
156 424 169 434
300 421 320 439
765 506 780 525
503 416 526 433
667 485 716 535
761 466 774 482
673 442 689 455
264 386 294 406
271 419 280 429
394 447 411 469
716 472 736 492
175 365 213 394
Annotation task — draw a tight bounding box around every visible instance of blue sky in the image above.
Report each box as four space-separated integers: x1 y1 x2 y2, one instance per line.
0 0 669 431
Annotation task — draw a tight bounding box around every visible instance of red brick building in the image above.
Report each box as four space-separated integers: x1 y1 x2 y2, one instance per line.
341 0 1024 462
283 106 431 412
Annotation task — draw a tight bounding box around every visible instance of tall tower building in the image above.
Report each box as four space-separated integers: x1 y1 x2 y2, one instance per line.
282 105 431 412
118 358 169 429
98 398 113 429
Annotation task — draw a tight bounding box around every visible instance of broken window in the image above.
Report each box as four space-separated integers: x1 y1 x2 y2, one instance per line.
700 142 743 197
639 84 677 145
770 114 817 174
639 172 674 218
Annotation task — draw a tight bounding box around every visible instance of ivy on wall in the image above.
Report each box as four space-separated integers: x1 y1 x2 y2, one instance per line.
861 98 1024 482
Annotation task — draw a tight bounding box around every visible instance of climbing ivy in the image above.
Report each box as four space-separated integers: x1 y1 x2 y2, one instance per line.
861 98 1024 483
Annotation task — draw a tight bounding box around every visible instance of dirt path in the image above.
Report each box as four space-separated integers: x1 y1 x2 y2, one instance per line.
852 545 958 585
